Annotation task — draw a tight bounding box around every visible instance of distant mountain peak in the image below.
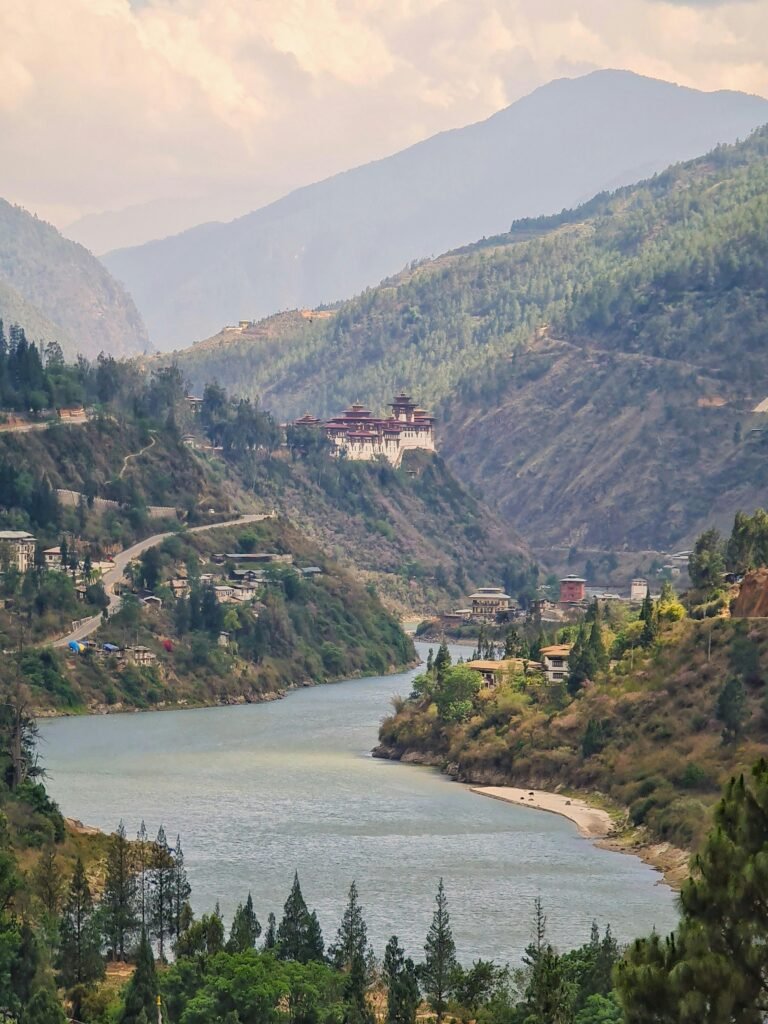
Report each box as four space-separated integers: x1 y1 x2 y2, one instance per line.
103 70 768 351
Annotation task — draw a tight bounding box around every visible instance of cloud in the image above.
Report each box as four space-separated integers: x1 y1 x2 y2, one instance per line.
0 0 766 245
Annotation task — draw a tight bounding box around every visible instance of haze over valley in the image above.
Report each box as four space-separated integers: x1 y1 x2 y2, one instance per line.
2 4 768 1022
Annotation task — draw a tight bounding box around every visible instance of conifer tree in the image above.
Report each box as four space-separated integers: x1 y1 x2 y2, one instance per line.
588 618 608 672
420 879 456 1024
343 952 374 1024
149 826 174 961
276 872 324 963
433 643 451 683
227 892 262 953
102 821 138 961
57 858 104 1020
716 676 749 744
384 935 420 1024
520 899 574 1024
331 881 372 973
306 910 325 963
32 844 64 918
135 821 150 931
263 912 277 951
171 835 191 943
118 930 157 1024
24 986 67 1024
617 759 768 1021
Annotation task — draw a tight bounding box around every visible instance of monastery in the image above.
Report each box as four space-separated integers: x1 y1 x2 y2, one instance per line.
294 392 436 467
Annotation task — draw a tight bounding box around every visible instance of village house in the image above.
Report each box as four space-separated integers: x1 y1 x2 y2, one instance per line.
0 531 36 573
124 645 157 666
540 644 573 683
224 552 294 565
559 575 587 604
469 587 513 621
43 546 62 569
169 578 190 599
465 658 538 688
214 584 235 602
630 578 649 602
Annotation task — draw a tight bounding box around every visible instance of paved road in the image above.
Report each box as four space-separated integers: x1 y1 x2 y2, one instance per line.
51 513 274 648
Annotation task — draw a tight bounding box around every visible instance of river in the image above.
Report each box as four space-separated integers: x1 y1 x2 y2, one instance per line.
39 644 678 965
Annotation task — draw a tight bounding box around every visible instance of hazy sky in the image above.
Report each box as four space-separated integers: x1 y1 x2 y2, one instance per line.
2 0 767 245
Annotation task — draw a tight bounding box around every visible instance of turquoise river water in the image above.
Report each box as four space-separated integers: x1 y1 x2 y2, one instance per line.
39 644 678 965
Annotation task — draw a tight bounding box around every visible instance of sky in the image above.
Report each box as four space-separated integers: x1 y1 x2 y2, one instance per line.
1 0 767 250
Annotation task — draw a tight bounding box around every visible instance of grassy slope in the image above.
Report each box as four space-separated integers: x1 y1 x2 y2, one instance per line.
167 128 768 553
378 612 768 850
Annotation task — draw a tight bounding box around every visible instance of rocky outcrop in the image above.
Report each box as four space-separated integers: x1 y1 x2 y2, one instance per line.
731 569 768 618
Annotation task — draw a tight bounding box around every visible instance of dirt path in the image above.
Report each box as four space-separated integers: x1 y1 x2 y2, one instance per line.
50 512 274 649
119 432 156 479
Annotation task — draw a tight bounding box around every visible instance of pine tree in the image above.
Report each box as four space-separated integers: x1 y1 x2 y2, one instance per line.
276 872 324 963
716 676 749 744
32 844 64 917
617 759 768 1021
102 821 138 961
171 835 191 943
306 911 325 962
24 986 67 1024
227 893 262 952
135 821 150 931
263 912 277 951
57 858 104 1019
521 899 574 1024
149 826 174 961
118 930 157 1024
384 935 420 1024
433 643 451 683
588 618 608 672
331 881 372 973
343 952 374 1024
420 879 456 1024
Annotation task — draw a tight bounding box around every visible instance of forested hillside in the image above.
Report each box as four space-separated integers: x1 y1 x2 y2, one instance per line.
171 127 768 552
0 198 149 359
0 339 532 620
106 70 768 349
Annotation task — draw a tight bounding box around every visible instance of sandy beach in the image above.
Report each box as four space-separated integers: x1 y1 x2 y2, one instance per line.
470 785 614 839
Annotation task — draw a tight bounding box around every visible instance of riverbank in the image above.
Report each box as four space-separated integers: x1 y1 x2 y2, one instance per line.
33 655 422 720
470 785 613 839
373 744 688 888
471 785 688 888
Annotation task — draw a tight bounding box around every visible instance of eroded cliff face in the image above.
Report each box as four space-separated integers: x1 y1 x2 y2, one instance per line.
731 570 768 618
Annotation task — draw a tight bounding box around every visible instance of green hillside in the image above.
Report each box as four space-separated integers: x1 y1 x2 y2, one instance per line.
0 198 149 359
377 593 768 853
170 127 768 553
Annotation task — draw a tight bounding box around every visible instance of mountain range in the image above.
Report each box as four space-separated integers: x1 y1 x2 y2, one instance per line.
167 125 768 558
0 198 149 359
104 70 768 350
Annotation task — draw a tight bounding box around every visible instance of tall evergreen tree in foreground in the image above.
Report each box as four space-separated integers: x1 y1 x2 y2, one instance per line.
149 826 174 961
227 892 262 952
384 935 420 1024
420 878 457 1024
331 881 372 973
102 821 138 961
617 758 768 1021
118 930 157 1024
263 912 277 951
276 872 324 963
57 858 104 1020
171 835 192 943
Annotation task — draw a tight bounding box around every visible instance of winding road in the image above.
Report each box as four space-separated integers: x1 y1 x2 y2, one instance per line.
51 513 274 648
